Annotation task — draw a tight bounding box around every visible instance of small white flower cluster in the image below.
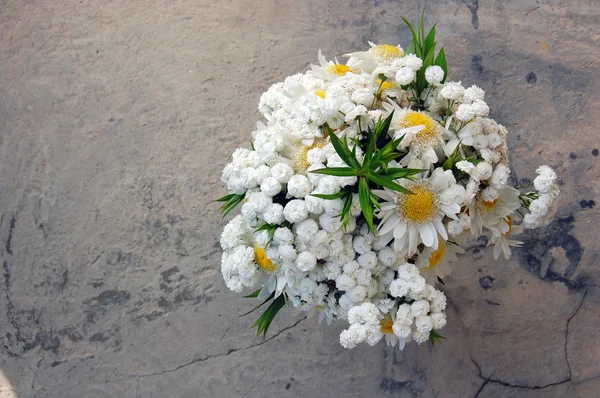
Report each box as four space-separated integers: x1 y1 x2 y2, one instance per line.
523 166 560 229
218 39 559 350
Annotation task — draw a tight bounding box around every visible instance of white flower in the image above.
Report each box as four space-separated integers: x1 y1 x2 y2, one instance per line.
375 168 465 256
455 103 475 121
273 227 294 244
431 312 446 329
296 251 317 272
339 323 367 349
283 200 309 223
425 65 444 85
533 165 558 193
263 203 285 224
260 177 282 197
463 85 485 102
395 67 416 85
296 218 319 242
470 100 490 117
410 300 430 317
288 175 312 198
439 81 465 100
220 215 247 250
415 315 433 333
270 163 295 183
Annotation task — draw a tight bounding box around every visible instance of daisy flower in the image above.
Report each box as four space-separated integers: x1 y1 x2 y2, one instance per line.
309 49 357 80
345 42 405 73
374 167 465 256
488 215 524 260
470 186 521 236
415 239 465 285
383 101 451 169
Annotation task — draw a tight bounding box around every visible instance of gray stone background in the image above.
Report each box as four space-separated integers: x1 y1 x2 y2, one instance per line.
1 0 599 397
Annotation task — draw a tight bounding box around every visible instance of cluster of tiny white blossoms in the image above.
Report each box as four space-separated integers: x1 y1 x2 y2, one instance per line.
218 35 559 350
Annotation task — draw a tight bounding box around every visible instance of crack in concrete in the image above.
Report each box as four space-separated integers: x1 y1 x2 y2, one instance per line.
5 213 16 255
131 316 307 378
472 356 571 397
565 287 589 381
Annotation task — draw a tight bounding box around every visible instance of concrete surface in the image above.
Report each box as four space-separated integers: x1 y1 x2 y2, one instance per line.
1 0 599 397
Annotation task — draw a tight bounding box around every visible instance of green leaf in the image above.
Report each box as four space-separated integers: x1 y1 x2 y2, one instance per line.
423 24 436 58
327 127 360 169
434 47 448 83
401 17 421 58
308 167 358 177
217 193 246 217
216 193 236 202
339 191 354 227
254 223 276 233
251 293 287 338
367 173 413 195
429 329 447 347
310 191 349 200
406 39 415 55
240 291 275 317
358 177 375 232
244 289 262 299
383 167 426 179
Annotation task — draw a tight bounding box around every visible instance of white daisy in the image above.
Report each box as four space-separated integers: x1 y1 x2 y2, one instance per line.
470 186 521 236
383 101 452 169
374 167 465 256
488 215 524 259
415 239 465 285
345 42 405 73
309 49 357 80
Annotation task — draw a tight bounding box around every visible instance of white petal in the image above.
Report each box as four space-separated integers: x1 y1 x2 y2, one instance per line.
419 224 435 247
433 218 448 240
393 221 407 240
378 216 400 235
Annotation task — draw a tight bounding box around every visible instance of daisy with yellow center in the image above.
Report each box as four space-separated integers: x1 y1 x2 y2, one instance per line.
374 168 465 256
309 49 355 80
371 44 405 60
416 239 465 285
293 137 327 174
254 244 277 273
382 102 447 169
344 42 405 73
325 64 354 76
471 187 521 236
488 215 524 260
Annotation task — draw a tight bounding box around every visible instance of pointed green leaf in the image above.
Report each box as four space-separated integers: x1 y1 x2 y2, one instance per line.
358 177 374 232
240 291 275 317
310 191 349 200
367 174 413 195
244 289 262 299
327 127 360 169
434 47 448 83
423 24 436 57
308 167 358 177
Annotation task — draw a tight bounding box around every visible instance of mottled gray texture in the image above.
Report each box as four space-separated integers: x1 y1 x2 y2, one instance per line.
1 0 599 397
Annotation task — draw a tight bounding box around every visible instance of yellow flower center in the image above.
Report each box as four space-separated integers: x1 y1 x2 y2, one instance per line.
254 244 277 273
372 44 404 60
400 112 440 147
479 197 499 211
504 216 513 236
377 80 397 100
326 64 354 76
427 240 446 269
294 138 326 174
397 183 438 225
315 90 326 99
380 314 394 334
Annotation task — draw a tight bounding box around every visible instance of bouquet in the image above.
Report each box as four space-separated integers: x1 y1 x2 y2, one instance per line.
217 17 560 350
